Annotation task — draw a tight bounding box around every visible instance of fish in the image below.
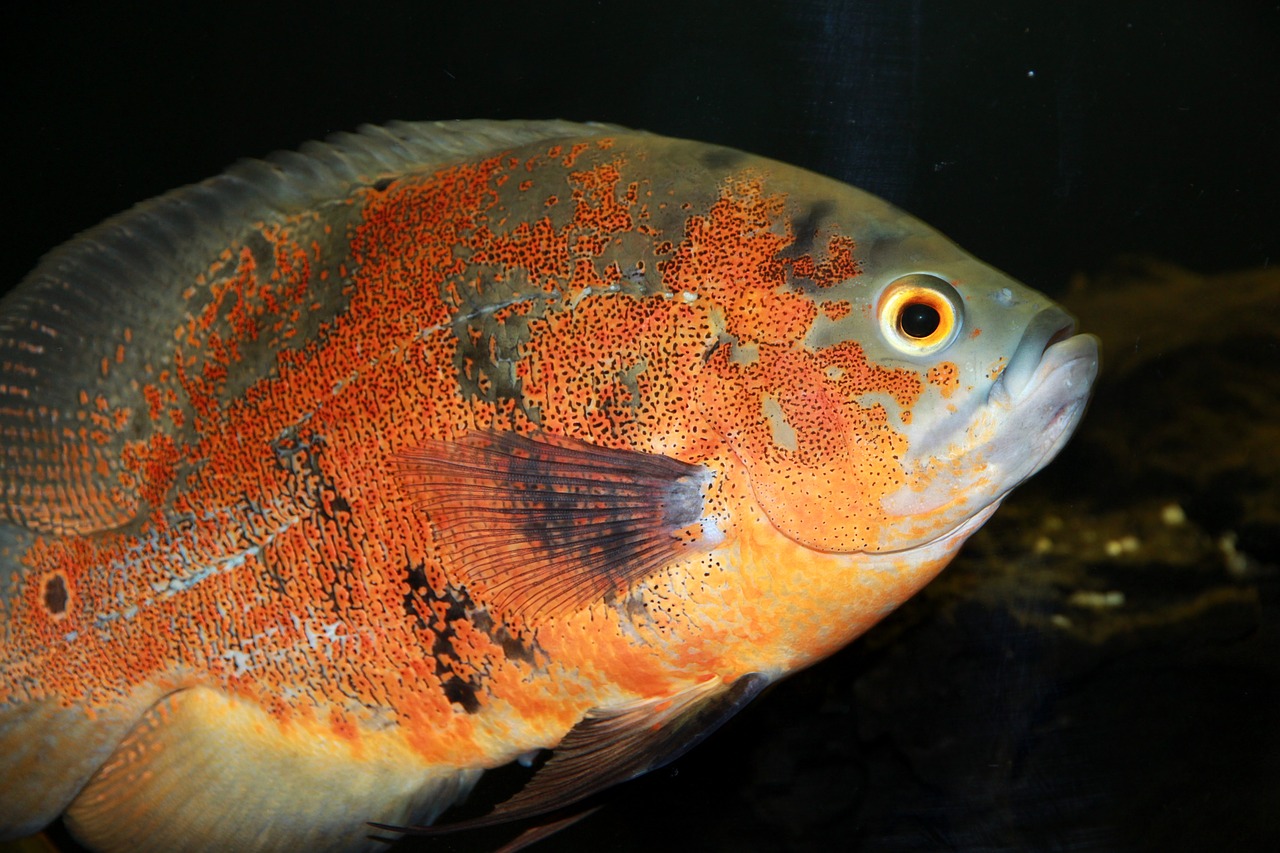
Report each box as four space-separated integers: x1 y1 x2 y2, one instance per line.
0 120 1098 851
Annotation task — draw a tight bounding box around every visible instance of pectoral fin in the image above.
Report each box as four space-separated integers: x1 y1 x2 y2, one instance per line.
396 431 716 620
381 672 768 835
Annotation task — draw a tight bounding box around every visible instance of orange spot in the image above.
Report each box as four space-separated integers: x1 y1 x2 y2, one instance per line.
561 142 590 167
927 362 960 398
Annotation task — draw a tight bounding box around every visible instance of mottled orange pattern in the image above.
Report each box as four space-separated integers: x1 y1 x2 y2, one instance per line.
0 123 1097 851
2 137 903 748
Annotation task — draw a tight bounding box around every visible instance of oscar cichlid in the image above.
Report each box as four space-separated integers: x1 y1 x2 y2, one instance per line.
0 120 1098 851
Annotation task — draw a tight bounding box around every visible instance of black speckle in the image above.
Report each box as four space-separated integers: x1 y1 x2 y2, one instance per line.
500 634 538 665
43 574 68 614
324 494 352 520
781 201 836 261
371 177 395 192
402 564 432 629
399 562 545 712
442 676 482 713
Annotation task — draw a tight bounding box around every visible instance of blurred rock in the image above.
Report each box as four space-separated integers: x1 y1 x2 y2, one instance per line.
1060 259 1280 560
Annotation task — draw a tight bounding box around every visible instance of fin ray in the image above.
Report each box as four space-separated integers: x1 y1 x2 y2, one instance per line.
385 673 768 834
396 431 713 619
65 686 480 853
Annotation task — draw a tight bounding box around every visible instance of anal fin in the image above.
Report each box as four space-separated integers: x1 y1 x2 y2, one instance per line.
490 807 602 853
383 672 769 835
65 687 480 853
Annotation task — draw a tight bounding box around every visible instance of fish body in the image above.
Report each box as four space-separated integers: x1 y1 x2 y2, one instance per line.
0 121 1098 850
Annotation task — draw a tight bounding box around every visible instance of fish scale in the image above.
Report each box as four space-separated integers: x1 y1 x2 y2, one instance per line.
0 120 1098 851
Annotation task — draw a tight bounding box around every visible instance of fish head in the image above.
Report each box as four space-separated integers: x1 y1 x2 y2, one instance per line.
696 169 1099 557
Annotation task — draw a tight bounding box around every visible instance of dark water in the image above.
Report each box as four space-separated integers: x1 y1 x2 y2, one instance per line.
5 1 1277 291
6 2 1279 851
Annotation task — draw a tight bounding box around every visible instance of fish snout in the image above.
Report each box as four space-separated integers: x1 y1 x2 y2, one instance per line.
991 307 1092 405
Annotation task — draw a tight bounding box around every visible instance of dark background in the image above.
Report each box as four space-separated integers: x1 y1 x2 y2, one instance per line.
5 2 1278 852
5 0 1277 296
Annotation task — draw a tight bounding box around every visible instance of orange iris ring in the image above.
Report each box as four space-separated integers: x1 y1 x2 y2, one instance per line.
876 275 964 356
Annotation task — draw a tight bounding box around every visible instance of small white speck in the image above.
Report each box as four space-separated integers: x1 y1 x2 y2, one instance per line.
698 515 727 549
681 291 698 303
222 649 254 677
1218 532 1250 578
1103 536 1138 557
1027 70 1036 78
1160 503 1186 526
1069 589 1125 609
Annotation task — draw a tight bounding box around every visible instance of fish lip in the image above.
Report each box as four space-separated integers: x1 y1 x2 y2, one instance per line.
989 308 1098 409
991 330 1100 472
1026 332 1101 406
992 307 1079 405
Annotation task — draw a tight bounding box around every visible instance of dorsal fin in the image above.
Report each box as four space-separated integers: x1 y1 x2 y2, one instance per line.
0 120 626 536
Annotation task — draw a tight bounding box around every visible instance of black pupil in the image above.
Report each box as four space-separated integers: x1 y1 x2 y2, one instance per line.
900 302 942 338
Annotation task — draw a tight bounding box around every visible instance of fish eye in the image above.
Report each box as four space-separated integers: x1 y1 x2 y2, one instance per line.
899 302 941 339
877 274 964 356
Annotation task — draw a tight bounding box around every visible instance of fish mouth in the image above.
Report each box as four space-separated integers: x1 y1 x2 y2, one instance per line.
998 332 1099 409
987 320 1100 477
991 307 1086 405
